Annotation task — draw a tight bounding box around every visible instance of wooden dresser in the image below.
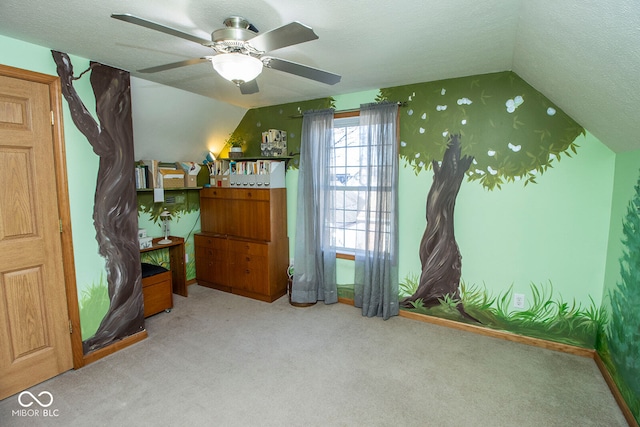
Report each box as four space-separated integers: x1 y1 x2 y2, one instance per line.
195 187 289 302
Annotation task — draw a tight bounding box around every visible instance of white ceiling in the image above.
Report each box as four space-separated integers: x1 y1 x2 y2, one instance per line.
1 0 638 152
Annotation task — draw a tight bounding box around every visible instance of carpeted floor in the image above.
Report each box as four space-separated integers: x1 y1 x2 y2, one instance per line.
0 284 628 426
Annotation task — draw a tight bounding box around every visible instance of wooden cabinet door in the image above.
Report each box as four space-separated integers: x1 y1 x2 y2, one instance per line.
199 189 228 235
232 198 271 241
200 188 274 241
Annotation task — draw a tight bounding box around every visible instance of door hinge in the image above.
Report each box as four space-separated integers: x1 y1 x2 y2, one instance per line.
69 319 73 334
51 110 55 126
59 219 63 233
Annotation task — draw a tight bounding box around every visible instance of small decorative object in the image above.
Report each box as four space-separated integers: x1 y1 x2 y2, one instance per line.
229 146 243 158
287 263 316 307
139 236 153 250
225 134 245 159
204 151 216 164
158 210 172 244
261 129 287 156
139 228 152 249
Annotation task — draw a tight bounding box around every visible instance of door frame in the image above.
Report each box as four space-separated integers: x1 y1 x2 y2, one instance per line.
0 64 84 369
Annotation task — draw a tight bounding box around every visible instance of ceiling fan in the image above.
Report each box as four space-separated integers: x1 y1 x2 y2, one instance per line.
111 13 341 94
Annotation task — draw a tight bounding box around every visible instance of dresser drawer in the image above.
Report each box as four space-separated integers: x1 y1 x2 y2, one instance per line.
228 239 268 256
200 187 271 201
195 234 227 250
229 188 270 201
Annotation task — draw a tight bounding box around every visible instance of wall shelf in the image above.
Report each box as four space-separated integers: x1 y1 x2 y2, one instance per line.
136 187 202 192
217 156 293 161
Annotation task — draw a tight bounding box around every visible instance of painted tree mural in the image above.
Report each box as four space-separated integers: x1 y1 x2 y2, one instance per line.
52 51 144 353
607 170 640 417
379 72 584 318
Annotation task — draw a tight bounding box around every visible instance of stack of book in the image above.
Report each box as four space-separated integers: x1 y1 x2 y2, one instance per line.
135 160 158 189
135 161 186 189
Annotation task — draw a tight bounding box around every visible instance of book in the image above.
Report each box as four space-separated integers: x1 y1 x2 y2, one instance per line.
140 159 159 188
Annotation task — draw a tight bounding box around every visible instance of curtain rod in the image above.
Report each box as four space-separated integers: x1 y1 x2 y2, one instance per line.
289 101 407 119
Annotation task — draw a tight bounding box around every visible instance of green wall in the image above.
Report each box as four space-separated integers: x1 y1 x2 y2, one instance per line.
455 130 614 308
0 35 106 339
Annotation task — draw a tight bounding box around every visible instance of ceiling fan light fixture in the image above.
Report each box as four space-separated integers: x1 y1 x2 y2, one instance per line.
211 53 262 85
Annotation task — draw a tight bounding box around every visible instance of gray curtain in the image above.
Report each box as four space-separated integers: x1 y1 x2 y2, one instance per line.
354 102 399 319
291 109 338 304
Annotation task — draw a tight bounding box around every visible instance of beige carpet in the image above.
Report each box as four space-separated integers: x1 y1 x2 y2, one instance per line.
0 284 628 426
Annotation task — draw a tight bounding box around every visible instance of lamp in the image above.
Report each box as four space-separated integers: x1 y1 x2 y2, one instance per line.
158 210 172 245
211 53 263 85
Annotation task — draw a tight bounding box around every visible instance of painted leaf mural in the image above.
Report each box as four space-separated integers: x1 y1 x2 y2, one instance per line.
381 71 584 189
379 71 584 313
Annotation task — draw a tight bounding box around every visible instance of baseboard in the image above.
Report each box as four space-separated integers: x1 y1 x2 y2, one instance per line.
82 330 148 366
339 298 636 424
594 352 639 427
398 309 595 357
337 296 353 305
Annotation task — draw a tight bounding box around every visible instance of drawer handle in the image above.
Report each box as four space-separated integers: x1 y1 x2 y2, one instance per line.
245 256 251 262
247 192 252 198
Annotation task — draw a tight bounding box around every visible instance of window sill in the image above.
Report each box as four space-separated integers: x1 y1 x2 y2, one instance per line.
336 252 355 261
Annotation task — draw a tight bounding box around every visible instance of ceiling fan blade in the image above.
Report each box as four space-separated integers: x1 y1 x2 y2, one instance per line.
249 22 318 52
138 58 209 73
111 13 212 46
263 57 341 85
239 80 259 95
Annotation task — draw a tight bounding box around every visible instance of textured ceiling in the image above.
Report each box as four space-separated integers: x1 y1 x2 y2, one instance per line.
1 0 638 152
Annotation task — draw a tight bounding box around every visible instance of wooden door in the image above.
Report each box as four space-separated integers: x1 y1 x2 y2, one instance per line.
0 73 73 399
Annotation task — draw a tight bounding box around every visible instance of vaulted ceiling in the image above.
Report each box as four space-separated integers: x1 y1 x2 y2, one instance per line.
1 0 638 152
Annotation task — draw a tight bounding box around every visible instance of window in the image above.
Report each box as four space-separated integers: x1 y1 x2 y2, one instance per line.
328 114 392 255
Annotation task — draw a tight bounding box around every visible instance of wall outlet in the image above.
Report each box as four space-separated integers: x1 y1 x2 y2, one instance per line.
185 253 189 263
513 293 525 309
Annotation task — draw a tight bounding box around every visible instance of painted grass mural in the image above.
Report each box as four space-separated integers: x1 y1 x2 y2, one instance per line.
78 276 110 341
400 275 606 348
